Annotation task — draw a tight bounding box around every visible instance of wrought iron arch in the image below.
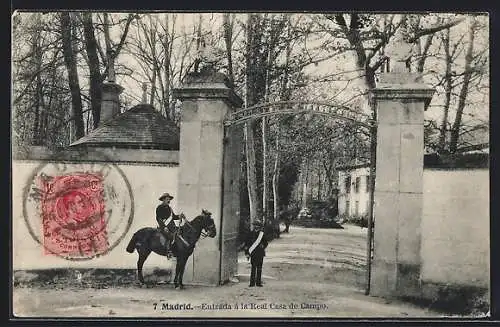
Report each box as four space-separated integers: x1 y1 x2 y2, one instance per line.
224 100 374 132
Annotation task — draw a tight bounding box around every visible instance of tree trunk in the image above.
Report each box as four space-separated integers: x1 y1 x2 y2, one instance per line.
272 17 291 222
450 18 476 153
148 23 158 107
244 14 262 228
262 117 268 220
81 12 102 129
438 28 452 153
303 157 310 207
149 65 157 106
261 47 272 221
317 160 322 200
417 34 434 73
245 121 260 227
163 14 172 118
272 121 281 224
32 15 42 145
323 159 335 199
60 12 85 139
193 14 203 73
223 13 235 87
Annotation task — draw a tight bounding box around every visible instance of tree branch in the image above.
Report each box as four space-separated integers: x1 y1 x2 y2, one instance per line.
409 17 466 42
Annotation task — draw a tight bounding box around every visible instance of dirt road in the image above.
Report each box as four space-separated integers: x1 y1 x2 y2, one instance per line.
13 225 441 318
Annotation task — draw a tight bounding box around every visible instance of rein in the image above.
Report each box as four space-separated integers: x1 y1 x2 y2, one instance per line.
181 215 213 240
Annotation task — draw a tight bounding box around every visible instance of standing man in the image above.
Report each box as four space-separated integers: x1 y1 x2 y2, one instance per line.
244 220 268 287
156 192 181 258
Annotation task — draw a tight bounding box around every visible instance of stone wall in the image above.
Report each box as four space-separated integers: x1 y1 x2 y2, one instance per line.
12 146 179 271
420 168 489 288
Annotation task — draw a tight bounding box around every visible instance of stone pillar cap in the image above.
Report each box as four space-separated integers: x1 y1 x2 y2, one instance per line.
102 81 124 94
373 73 435 111
173 68 243 108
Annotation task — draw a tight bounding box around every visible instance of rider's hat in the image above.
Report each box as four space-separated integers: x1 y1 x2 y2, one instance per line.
159 192 174 201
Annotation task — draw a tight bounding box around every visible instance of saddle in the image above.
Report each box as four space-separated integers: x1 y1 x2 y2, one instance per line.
158 226 190 247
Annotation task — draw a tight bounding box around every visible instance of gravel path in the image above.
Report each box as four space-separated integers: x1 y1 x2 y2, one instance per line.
13 225 442 318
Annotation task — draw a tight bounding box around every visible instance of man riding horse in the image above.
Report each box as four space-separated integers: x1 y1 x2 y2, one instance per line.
156 192 181 258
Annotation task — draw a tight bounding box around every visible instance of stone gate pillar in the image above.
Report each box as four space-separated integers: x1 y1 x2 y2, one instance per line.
370 73 434 297
173 68 242 285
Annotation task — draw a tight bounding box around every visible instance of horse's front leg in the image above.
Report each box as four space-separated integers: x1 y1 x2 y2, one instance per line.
174 260 179 288
174 257 182 289
175 256 187 289
179 256 188 288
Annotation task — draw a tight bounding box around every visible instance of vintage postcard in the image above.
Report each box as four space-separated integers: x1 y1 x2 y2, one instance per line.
11 11 489 319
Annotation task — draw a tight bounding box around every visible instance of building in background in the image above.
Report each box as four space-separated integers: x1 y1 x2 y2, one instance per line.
337 162 371 218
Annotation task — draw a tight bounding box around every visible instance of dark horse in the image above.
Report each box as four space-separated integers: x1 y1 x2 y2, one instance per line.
126 209 217 289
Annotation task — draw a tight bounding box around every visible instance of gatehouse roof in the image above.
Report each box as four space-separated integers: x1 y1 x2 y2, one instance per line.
70 104 180 150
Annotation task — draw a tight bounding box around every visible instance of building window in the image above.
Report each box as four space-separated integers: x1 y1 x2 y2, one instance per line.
355 201 359 216
345 200 350 215
345 176 351 194
354 176 361 193
366 175 370 193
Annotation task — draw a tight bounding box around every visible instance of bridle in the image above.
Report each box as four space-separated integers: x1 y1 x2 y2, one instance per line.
181 214 215 239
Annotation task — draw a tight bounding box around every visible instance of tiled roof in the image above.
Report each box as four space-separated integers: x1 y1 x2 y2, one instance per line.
70 104 180 150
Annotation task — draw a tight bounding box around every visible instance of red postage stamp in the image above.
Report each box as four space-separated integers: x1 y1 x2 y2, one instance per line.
38 172 109 257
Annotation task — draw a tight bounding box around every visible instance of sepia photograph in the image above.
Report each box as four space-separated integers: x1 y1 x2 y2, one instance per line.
11 11 490 319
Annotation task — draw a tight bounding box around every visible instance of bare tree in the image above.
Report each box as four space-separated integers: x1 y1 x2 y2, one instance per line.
223 13 235 86
243 13 262 227
81 12 135 128
60 12 85 139
449 16 479 153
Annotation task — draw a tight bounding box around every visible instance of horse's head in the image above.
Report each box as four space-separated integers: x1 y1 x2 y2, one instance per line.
201 209 216 238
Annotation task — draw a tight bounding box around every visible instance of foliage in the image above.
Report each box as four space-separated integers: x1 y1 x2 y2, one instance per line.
277 159 300 208
292 217 343 229
404 283 490 316
344 213 371 228
12 12 488 151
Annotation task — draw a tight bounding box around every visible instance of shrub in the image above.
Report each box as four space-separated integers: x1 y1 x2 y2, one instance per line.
292 216 343 229
412 283 490 316
346 213 372 228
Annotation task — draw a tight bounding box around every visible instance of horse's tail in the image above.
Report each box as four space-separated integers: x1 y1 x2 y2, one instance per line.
126 231 140 253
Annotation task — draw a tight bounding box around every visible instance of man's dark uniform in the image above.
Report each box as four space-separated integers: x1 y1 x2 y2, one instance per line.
244 221 268 287
156 193 181 257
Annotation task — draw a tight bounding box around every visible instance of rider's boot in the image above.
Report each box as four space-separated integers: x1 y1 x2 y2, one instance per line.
167 229 178 258
161 228 174 259
165 241 173 259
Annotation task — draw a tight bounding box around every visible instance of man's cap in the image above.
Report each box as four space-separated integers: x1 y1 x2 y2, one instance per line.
159 192 174 201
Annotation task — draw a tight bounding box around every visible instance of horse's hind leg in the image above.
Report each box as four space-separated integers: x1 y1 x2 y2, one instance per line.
137 249 151 284
174 258 181 289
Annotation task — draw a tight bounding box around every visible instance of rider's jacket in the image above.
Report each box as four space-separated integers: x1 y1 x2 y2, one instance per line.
156 203 180 232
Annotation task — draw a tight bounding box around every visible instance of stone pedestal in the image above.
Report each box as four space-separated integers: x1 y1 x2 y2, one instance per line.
173 69 242 285
370 73 434 298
